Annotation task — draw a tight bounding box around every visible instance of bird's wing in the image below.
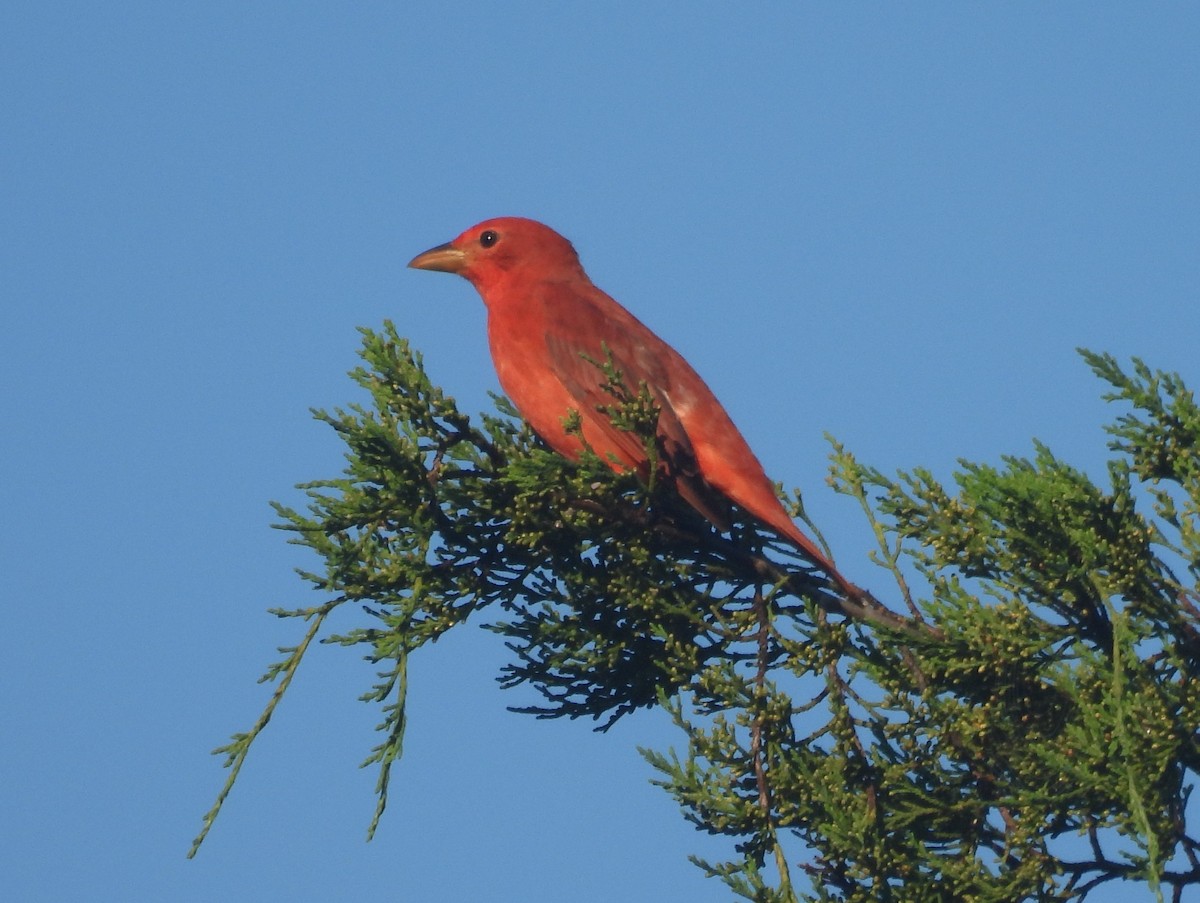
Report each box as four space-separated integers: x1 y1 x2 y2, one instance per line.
540 282 686 454
540 281 732 529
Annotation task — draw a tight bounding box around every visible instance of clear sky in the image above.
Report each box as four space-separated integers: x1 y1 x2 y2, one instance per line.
3 4 1197 901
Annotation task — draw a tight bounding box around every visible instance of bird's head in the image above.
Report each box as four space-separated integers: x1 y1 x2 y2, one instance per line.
408 217 585 294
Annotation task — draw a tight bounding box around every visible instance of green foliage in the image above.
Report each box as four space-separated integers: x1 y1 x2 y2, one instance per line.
191 325 1200 902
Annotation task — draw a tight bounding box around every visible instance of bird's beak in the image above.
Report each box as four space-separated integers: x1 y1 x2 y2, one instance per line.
408 241 467 274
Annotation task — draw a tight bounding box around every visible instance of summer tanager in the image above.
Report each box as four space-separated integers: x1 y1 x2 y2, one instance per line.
409 217 852 593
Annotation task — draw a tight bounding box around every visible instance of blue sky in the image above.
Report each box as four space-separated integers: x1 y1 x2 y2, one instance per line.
3 4 1198 901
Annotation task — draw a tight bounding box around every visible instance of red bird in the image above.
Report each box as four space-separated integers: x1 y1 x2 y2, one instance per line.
409 217 852 593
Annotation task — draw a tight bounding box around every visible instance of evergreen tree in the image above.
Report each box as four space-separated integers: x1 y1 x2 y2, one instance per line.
191 323 1200 902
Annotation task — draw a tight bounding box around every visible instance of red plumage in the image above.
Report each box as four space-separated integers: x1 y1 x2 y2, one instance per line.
409 217 852 593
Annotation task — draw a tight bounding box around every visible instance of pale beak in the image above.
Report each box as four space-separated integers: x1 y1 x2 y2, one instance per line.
408 241 467 274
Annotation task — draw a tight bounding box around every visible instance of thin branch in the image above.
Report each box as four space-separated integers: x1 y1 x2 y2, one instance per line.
188 601 336 857
749 585 794 899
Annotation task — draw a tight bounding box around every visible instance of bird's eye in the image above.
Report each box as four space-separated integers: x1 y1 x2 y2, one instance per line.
479 230 498 248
